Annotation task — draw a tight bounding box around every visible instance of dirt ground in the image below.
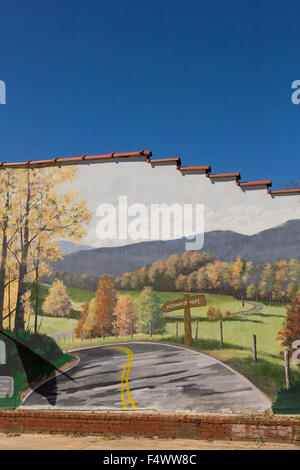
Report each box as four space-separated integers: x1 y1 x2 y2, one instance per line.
0 433 299 450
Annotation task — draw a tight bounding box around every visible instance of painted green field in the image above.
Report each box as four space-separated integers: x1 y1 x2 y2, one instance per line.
36 285 251 316
117 290 252 317
65 286 95 310
28 315 77 335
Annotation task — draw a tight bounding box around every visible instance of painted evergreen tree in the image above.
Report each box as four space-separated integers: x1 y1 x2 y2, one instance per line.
42 279 73 318
113 296 136 336
136 287 164 334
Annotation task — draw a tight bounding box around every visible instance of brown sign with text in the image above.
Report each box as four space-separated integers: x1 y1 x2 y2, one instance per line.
161 294 206 346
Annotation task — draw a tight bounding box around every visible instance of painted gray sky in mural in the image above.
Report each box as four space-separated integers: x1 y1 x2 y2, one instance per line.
65 159 300 247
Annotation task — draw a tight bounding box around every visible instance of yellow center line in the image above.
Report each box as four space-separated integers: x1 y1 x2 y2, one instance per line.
105 346 138 410
119 346 138 410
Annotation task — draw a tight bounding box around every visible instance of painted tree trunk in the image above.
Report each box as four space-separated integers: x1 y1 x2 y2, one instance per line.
34 265 39 334
0 186 10 330
14 177 31 334
0 222 8 330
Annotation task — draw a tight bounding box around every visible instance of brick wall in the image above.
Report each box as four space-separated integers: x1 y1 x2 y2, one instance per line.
0 410 300 442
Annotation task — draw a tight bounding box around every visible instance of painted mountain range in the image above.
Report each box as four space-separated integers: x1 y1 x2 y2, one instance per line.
53 219 300 278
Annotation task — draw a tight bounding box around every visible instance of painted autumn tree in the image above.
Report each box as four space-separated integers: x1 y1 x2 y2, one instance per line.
42 280 73 318
11 166 91 333
277 297 300 349
75 302 89 338
94 275 118 336
208 260 228 295
113 296 136 336
175 274 187 291
81 298 99 338
230 256 252 306
258 263 275 305
76 275 118 338
0 166 91 333
0 169 20 330
272 260 289 303
136 287 164 334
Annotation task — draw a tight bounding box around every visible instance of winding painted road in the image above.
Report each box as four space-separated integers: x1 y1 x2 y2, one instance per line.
22 342 270 413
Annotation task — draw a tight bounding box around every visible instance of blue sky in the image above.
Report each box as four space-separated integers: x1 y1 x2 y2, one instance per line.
1 0 300 188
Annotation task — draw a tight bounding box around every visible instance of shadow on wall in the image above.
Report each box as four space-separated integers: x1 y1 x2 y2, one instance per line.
0 330 75 406
272 380 300 414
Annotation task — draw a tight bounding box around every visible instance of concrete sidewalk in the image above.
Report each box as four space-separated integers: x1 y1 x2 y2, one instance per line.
0 433 298 450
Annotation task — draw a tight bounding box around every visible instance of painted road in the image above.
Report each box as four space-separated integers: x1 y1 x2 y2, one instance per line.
22 342 270 413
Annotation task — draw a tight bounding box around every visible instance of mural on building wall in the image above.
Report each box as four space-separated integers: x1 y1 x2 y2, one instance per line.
1 150 300 413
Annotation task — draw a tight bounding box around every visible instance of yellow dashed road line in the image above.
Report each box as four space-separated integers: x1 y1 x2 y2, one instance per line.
105 346 138 410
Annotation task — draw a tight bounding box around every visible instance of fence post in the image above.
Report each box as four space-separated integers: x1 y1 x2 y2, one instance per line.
284 349 291 390
219 320 223 347
195 320 199 340
80 329 83 342
252 334 257 362
149 321 152 337
176 321 178 340
131 322 133 338
102 326 104 339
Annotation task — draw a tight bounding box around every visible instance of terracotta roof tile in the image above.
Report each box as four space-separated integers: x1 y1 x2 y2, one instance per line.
0 150 299 197
237 180 272 188
148 157 181 166
0 151 152 168
207 172 241 180
178 165 211 173
268 188 300 195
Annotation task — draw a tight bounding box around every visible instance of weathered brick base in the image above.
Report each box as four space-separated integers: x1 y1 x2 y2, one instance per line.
0 410 300 442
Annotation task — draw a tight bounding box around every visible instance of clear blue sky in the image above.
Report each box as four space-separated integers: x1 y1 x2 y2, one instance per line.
1 0 300 188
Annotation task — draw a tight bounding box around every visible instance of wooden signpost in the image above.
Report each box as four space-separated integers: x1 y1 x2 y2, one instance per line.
161 294 206 346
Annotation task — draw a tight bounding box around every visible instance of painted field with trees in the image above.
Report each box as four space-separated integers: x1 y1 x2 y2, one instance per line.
22 271 300 407
75 276 165 339
114 251 300 305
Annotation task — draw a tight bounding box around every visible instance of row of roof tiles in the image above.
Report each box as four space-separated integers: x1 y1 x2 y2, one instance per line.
0 150 299 195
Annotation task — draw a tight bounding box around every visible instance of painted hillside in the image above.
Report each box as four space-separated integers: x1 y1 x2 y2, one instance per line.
51 219 300 278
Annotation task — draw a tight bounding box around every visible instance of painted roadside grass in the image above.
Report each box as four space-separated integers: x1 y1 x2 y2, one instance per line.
165 303 297 400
